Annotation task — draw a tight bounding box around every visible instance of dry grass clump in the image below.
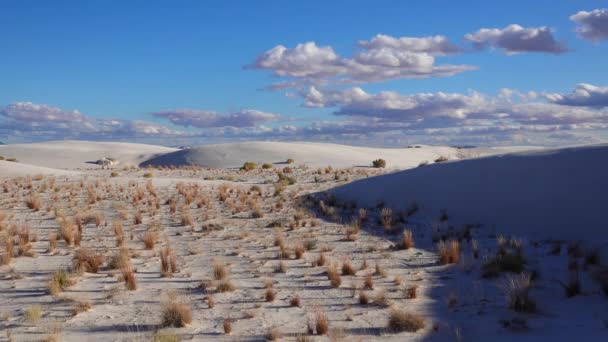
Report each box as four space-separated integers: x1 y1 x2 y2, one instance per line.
501 273 536 313
342 258 356 276
359 290 369 304
438 239 460 265
113 221 125 247
381 207 393 232
47 269 74 296
400 229 414 249
559 270 581 298
121 265 138 290
160 247 177 277
1 234 14 265
212 259 229 280
294 243 305 259
71 300 92 316
265 287 276 302
141 231 158 250
387 306 425 332
180 207 193 226
24 304 43 323
313 308 329 335
405 285 418 299
290 293 301 307
327 262 342 287
107 247 130 270
364 273 374 289
58 218 75 246
482 252 525 278
25 195 41 211
47 232 58 253
161 294 192 327
267 327 283 341
73 248 105 273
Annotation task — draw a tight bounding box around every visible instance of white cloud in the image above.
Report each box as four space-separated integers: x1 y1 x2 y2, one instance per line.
0 102 185 140
545 83 608 107
249 35 474 88
151 109 281 128
570 9 608 42
464 24 568 54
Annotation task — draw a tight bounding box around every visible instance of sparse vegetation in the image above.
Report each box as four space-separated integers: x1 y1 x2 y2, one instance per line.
372 158 386 168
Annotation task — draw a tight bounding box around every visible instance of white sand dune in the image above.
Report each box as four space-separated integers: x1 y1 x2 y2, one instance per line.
0 160 80 177
0 140 177 169
140 141 533 169
332 144 608 242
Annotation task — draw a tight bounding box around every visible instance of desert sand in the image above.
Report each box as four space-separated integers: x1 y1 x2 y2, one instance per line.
0 141 606 342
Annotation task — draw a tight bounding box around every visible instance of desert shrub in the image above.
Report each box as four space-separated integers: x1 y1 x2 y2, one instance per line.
364 273 374 289
24 304 43 323
161 295 192 327
359 290 369 304
372 158 386 168
216 278 236 292
381 208 393 232
434 156 448 163
212 259 229 280
241 161 257 171
314 309 329 335
265 287 276 302
110 172 119 177
286 158 295 164
121 265 138 290
400 229 414 249
438 240 460 265
143 172 153 178
262 163 273 169
327 262 341 287
482 252 525 278
48 269 73 296
342 259 356 276
501 273 536 313
141 231 158 249
6 157 17 162
387 306 425 332
25 195 41 211
73 248 105 273
290 293 301 307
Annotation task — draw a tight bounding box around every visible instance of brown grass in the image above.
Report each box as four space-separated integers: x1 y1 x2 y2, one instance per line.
342 258 356 276
387 306 425 332
401 229 414 249
113 221 124 247
25 195 41 211
359 290 369 304
327 262 341 288
161 295 192 327
223 318 232 334
290 293 301 307
364 273 374 289
48 232 57 253
73 248 105 273
160 247 177 277
438 239 460 265
265 287 276 302
315 308 329 335
212 259 228 280
141 231 157 250
121 265 138 290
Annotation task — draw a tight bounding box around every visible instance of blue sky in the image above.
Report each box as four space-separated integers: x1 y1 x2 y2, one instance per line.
1 0 607 146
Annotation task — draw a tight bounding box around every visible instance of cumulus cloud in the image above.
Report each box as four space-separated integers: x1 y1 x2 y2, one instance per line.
545 83 608 107
151 109 281 128
570 9 608 42
249 35 474 88
464 24 568 54
0 102 185 140
300 86 608 134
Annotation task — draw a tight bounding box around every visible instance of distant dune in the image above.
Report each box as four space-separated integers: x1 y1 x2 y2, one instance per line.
140 141 532 169
0 160 79 177
0 140 177 169
331 144 608 241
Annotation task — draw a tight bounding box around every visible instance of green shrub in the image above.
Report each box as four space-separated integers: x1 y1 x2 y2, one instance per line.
241 161 257 171
286 158 294 164
372 159 386 168
262 163 273 169
143 172 153 178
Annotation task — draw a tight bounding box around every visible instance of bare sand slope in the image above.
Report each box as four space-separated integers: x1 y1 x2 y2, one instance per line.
140 141 529 169
332 144 608 241
0 140 177 169
0 160 80 177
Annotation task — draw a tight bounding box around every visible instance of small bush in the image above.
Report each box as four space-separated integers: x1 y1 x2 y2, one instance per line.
314 309 329 335
223 318 232 334
143 172 153 178
434 156 449 163
438 240 460 265
372 159 386 168
262 163 273 169
161 296 192 327
141 231 158 250
73 248 105 273
25 195 41 211
24 304 43 323
400 229 414 249
327 262 342 287
110 172 119 177
48 269 73 296
241 161 257 171
387 306 425 332
501 273 536 313
290 293 301 307
286 158 295 164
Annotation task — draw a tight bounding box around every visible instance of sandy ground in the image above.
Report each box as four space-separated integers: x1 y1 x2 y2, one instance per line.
0 141 606 341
